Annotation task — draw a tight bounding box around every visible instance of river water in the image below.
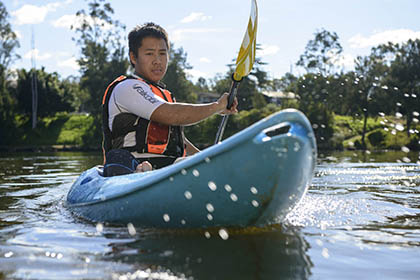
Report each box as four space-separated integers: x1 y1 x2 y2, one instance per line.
0 151 419 280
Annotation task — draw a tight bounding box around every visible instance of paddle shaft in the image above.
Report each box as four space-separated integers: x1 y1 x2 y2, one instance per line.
214 79 241 144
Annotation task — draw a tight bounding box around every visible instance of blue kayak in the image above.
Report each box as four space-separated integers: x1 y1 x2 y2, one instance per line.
66 109 317 228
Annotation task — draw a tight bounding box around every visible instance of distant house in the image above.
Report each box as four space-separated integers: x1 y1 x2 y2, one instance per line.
262 91 299 105
196 92 220 103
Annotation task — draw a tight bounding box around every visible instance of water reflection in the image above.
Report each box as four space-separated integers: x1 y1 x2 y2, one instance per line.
106 226 312 280
0 151 419 279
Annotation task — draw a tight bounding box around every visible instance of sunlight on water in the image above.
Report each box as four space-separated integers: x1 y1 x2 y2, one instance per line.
112 268 190 280
286 162 420 229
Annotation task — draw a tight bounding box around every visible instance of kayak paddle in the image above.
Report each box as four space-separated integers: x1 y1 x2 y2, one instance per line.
214 0 258 144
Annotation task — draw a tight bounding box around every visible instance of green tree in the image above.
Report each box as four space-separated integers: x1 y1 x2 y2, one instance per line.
162 45 196 103
293 73 335 148
72 0 129 146
14 68 74 117
0 2 20 69
0 2 20 144
297 29 343 76
381 39 420 136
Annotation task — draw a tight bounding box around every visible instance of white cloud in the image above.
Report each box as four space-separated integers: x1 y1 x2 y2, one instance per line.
12 0 72 25
170 28 228 42
349 29 420 49
258 44 280 56
23 49 52 61
181 12 212 24
52 14 112 30
335 53 356 69
199 57 211 63
57 57 79 70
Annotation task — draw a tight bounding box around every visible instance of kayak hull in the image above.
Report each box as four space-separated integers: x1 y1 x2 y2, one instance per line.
66 109 317 228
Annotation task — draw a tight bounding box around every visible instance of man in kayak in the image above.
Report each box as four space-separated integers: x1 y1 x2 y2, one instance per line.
102 22 238 176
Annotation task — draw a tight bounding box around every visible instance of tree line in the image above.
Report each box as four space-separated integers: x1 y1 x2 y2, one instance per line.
0 0 419 150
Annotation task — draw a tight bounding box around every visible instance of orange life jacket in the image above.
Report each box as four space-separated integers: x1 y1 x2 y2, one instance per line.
102 75 185 164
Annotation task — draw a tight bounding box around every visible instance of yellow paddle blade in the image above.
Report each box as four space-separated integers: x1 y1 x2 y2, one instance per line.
233 0 258 81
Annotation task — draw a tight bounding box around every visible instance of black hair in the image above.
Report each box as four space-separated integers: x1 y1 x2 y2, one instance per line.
128 22 170 67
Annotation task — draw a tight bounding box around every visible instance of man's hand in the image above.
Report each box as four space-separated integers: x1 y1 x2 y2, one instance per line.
217 92 238 115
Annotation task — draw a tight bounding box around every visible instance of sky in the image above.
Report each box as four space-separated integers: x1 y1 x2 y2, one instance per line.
3 0 420 82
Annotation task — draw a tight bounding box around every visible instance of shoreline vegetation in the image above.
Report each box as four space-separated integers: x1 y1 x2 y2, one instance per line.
1 108 419 153
1 2 419 157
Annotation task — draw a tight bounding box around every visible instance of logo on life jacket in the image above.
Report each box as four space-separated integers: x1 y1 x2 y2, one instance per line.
102 75 185 163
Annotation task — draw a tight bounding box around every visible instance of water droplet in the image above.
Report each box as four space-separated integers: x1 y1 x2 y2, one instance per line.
379 112 385 117
169 177 174 181
402 157 411 163
396 124 404 131
96 223 103 233
205 157 211 163
230 193 238 202
181 219 186 225
250 186 258 194
57 253 63 259
219 228 229 240
206 203 214 213
163 214 170 222
413 111 419 117
85 257 91 263
192 169 200 177
396 112 403 118
4 251 13 258
252 200 259 207
184 191 192 200
322 248 330 259
294 142 301 152
181 169 187 175
401 146 410 153
204 231 211 239
207 214 213 221
208 181 217 191
224 184 232 192
127 223 136 236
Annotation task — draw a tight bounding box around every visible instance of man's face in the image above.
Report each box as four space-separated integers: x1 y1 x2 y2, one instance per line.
131 37 168 83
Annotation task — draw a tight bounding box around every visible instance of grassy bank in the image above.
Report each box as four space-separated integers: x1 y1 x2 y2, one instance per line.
3 111 420 152
2 113 95 151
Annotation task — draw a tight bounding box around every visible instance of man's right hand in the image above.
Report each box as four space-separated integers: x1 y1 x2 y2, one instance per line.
217 92 238 115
